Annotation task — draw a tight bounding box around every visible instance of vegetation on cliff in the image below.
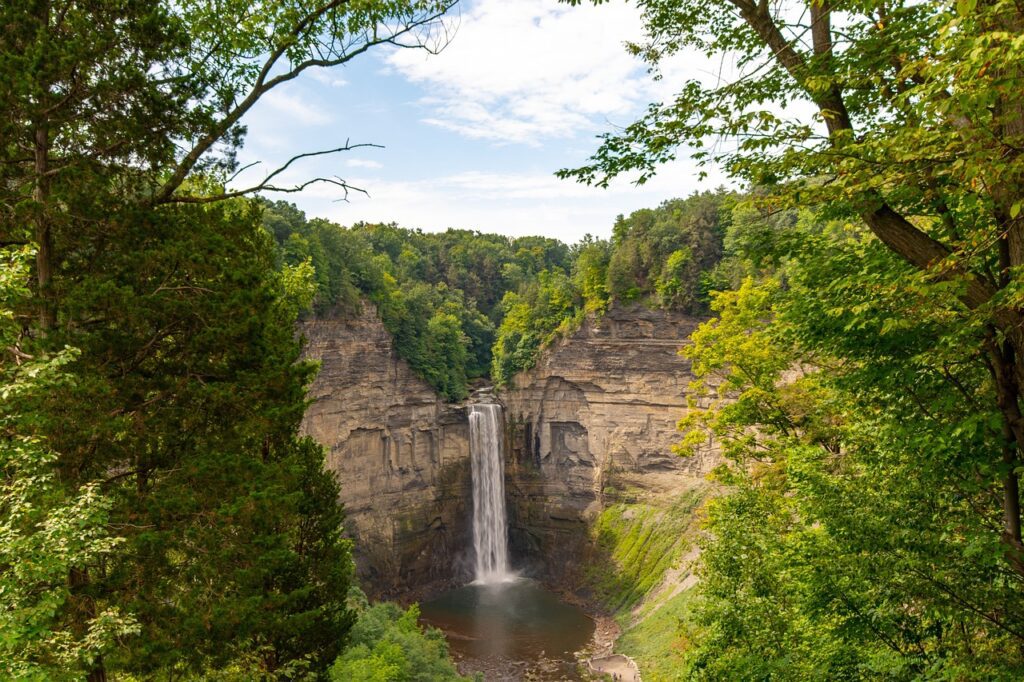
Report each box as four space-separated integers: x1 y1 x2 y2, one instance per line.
581 484 707 682
492 191 735 385
262 201 570 400
265 190 734 393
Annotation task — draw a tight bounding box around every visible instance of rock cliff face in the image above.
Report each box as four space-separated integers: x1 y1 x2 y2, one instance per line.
299 304 472 596
500 305 717 583
299 302 716 597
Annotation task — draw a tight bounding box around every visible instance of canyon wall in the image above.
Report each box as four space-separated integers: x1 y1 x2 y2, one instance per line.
299 304 472 596
299 302 716 596
500 305 718 584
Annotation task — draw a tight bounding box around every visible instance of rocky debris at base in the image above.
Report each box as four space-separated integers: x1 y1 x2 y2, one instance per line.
588 654 641 681
586 613 620 658
452 653 582 681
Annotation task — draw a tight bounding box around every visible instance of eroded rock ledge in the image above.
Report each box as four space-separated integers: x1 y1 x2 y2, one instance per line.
500 305 718 584
300 303 472 596
300 302 717 596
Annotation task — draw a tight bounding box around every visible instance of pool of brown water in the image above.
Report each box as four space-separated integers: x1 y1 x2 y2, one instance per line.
419 578 596 680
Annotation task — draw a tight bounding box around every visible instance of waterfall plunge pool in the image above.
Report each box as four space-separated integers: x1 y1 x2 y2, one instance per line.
419 578 596 680
438 402 594 678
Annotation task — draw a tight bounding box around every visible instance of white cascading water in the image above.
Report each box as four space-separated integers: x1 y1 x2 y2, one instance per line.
469 402 512 583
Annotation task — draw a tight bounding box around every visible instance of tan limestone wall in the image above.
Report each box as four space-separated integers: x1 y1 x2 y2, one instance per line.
299 303 472 596
499 305 719 582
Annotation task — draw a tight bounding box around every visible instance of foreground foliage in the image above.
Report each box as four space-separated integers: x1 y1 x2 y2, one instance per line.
1 247 138 679
678 212 1024 679
328 591 471 682
561 0 1024 678
2 0 458 677
3 203 357 678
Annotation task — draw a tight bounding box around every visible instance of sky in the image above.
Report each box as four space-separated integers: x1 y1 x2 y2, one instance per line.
234 0 732 244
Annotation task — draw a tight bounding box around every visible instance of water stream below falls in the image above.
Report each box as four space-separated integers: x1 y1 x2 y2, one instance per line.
418 401 595 680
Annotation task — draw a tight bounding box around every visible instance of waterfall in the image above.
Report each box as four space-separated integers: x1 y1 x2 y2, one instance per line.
469 403 512 583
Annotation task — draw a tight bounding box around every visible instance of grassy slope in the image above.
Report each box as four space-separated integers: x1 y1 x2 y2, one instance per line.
584 484 708 681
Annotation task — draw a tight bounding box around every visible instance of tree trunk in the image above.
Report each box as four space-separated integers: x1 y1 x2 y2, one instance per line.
34 121 55 330
989 338 1024 576
87 659 107 682
70 566 107 681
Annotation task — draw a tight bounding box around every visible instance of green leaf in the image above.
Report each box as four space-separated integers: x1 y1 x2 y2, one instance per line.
957 0 977 15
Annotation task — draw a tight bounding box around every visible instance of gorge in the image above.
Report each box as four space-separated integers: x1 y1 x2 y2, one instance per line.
299 299 719 676
13 1 1021 676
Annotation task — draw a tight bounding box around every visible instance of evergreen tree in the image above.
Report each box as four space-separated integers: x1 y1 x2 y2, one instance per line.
2 1 457 676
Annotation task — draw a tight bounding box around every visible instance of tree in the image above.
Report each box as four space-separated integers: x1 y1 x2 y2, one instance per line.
3 2 458 676
2 0 456 328
603 192 731 311
562 0 1024 576
329 595 470 682
677 211 1024 677
491 269 581 385
6 202 357 678
1 247 138 680
571 236 612 313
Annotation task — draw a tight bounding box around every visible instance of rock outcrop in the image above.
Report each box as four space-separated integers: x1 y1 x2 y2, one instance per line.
299 302 716 597
299 304 472 596
500 305 717 583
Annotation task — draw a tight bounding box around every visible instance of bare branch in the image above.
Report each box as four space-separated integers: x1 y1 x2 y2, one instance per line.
152 2 454 205
162 143 379 204
165 176 367 205
225 160 261 185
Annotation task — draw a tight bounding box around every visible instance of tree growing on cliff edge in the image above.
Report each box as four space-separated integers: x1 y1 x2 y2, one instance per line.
561 0 1024 577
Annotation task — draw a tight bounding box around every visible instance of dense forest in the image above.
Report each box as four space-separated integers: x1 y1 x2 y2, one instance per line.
4 0 1024 680
263 190 733 396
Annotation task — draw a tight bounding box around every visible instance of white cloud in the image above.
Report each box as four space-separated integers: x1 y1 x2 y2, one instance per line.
289 159 731 242
345 158 384 169
261 88 334 126
308 69 349 88
385 0 652 145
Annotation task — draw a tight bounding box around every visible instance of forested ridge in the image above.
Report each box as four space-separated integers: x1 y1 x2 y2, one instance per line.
264 189 734 396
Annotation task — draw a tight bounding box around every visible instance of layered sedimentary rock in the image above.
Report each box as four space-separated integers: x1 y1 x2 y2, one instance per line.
299 304 472 596
300 301 715 596
500 305 717 582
